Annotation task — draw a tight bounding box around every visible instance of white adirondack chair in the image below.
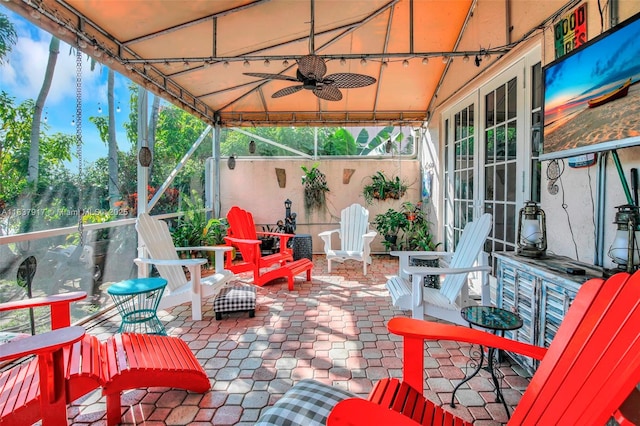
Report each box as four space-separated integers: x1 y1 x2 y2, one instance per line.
134 213 234 321
319 203 377 275
386 213 492 325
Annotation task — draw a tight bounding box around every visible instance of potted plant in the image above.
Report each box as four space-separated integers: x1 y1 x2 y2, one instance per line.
301 163 330 212
397 201 442 288
362 171 408 204
171 192 229 263
373 208 410 251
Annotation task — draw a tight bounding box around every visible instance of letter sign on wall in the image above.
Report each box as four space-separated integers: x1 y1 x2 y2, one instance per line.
554 4 588 58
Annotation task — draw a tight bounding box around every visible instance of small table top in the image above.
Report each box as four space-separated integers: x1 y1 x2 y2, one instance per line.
107 277 168 296
460 305 523 331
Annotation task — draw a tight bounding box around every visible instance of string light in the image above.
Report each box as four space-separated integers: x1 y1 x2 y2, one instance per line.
264 59 270 67
116 102 121 113
402 59 409 68
381 61 388 69
282 59 289 67
70 115 75 126
243 60 250 68
422 57 429 65
43 110 48 123
223 61 229 68
442 56 448 63
340 58 346 66
463 54 469 63
98 103 102 114
360 58 367 66
77 39 88 49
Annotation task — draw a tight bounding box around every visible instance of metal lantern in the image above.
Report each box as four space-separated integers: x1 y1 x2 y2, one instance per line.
138 146 152 167
517 201 547 258
608 204 640 273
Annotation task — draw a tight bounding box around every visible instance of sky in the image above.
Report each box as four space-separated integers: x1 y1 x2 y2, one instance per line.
0 8 135 166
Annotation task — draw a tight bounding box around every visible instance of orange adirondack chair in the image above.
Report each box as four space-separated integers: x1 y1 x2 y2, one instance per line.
0 291 210 426
328 271 640 426
224 206 313 289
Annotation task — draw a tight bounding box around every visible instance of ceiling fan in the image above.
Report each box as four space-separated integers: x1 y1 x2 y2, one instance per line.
243 55 376 101
242 0 376 101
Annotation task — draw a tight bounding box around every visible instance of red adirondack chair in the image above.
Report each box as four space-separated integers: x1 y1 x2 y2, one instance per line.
327 271 640 426
0 291 210 426
225 206 313 289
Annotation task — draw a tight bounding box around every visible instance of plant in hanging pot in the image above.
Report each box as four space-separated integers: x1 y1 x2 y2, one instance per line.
362 171 408 204
301 163 330 211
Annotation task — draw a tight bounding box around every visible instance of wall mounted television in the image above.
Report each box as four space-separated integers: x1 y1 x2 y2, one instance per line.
541 11 640 161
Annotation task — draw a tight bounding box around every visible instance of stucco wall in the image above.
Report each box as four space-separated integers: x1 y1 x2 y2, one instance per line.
217 158 422 253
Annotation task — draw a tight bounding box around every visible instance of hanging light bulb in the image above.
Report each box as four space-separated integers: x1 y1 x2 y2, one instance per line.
360 57 367 66
381 61 388 69
340 57 346 66
282 59 289 67
116 102 121 113
70 115 75 126
463 54 470 63
57 25 67 35
422 57 429 65
264 59 270 67
43 111 48 123
98 103 102 114
402 59 409 68
243 60 250 68
223 60 230 68
183 61 190 68
442 55 449 63
29 9 40 19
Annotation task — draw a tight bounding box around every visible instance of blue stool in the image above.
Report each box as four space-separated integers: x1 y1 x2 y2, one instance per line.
108 277 168 335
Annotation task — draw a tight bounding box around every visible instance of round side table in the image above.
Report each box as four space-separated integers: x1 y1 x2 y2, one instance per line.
451 305 523 418
108 277 168 335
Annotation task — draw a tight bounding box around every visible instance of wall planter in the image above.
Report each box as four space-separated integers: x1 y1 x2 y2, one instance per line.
301 163 329 212
362 171 408 204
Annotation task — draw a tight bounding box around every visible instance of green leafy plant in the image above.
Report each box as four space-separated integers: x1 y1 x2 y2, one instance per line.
373 209 410 250
362 171 408 204
373 202 440 251
301 163 329 211
171 191 228 248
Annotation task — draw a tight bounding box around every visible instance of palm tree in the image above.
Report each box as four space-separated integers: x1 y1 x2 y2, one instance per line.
0 13 17 64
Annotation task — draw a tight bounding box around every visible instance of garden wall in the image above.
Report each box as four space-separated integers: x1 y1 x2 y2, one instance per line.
217 158 422 253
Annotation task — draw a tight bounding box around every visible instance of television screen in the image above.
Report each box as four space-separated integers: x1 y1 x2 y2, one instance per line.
541 11 640 160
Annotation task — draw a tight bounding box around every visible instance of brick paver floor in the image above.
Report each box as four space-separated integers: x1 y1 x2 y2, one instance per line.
69 254 531 425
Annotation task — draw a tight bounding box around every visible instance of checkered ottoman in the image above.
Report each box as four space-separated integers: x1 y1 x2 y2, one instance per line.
255 379 357 426
213 284 256 320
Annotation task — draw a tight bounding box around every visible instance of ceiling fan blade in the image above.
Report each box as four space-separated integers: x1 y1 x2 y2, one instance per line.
323 73 377 88
272 85 305 98
244 72 299 82
313 85 342 101
298 55 327 79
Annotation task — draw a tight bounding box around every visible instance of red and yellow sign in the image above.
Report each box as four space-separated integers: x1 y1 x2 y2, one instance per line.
554 4 587 58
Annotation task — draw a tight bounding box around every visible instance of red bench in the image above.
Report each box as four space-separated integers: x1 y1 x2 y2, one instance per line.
283 258 313 290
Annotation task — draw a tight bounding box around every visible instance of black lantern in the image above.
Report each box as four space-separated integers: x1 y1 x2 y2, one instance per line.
517 201 547 258
227 154 236 170
608 204 640 273
138 146 152 167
